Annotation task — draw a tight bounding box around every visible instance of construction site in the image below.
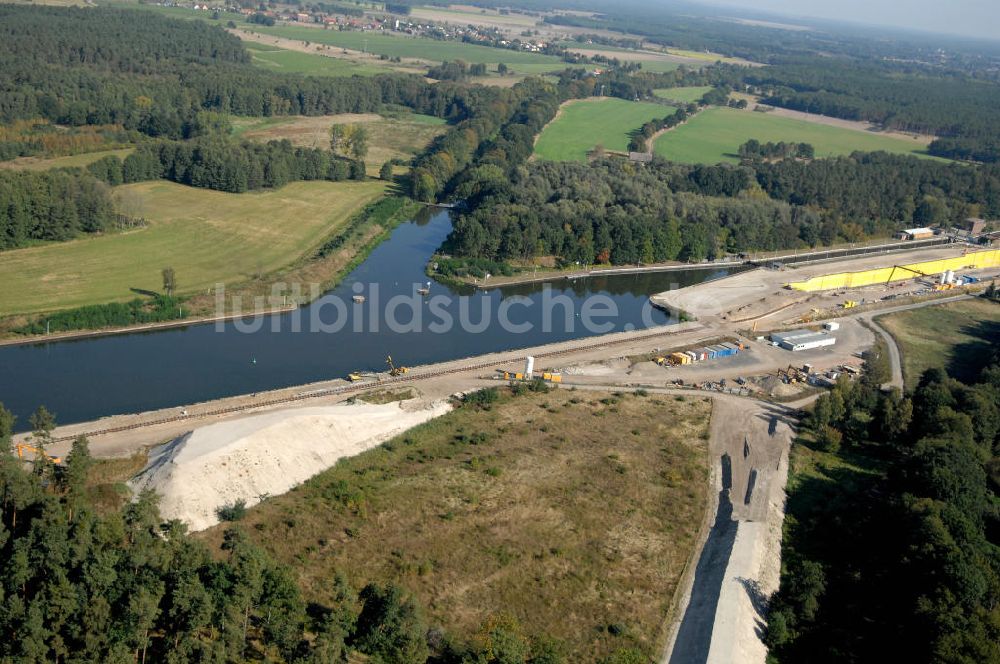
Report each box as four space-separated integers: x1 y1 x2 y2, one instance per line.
10 241 1000 664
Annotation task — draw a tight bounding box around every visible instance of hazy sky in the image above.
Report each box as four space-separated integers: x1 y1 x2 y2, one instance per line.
701 0 1000 40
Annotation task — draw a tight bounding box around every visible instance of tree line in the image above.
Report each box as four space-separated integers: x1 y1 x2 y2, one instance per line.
87 138 366 193
0 169 114 250
766 325 1000 663
0 398 579 663
442 152 1000 266
738 139 814 161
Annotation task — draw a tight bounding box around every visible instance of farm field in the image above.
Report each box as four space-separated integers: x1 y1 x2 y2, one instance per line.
248 23 565 68
877 298 1000 387
0 179 386 315
244 41 384 77
232 111 448 175
0 148 134 171
653 86 712 104
200 388 712 662
534 98 670 161
654 106 937 163
410 4 540 30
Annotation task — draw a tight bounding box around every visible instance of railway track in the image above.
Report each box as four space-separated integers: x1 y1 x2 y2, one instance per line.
50 324 695 443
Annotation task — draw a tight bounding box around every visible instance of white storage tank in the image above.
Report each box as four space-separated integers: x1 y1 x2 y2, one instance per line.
525 356 535 378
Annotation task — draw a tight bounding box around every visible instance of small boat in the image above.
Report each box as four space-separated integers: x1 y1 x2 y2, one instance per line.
417 281 431 296
352 295 366 304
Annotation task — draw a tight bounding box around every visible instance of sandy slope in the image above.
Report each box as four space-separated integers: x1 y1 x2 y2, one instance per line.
130 401 451 531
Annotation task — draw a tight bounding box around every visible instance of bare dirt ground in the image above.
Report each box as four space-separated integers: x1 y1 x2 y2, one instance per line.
650 245 987 326
662 395 794 664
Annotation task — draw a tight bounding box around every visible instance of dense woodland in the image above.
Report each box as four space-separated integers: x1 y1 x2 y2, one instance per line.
444 154 1000 265
89 138 365 193
0 169 114 250
0 6 482 141
767 326 1000 663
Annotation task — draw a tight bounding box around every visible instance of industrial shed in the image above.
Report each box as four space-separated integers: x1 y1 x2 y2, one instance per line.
771 329 837 352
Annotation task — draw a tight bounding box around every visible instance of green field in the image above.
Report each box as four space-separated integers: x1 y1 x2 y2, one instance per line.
653 86 712 104
654 106 937 164
877 298 1000 387
0 148 134 171
534 98 670 161
244 41 383 77
248 23 565 69
0 180 386 315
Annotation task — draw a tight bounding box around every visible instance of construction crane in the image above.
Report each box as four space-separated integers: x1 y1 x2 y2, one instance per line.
885 264 930 285
386 355 408 377
14 443 61 465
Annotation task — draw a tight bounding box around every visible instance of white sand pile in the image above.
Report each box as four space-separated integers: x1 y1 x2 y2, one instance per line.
129 401 451 531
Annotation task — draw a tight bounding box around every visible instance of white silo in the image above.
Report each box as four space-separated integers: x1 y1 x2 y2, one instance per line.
525 356 535 378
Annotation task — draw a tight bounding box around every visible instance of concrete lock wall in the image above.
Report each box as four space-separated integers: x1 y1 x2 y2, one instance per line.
786 249 1000 292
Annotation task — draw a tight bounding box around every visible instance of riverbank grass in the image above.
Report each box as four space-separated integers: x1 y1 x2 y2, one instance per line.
0 179 387 316
199 388 712 661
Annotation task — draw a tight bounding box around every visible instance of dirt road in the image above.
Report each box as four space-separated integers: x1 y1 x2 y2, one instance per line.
663 395 796 664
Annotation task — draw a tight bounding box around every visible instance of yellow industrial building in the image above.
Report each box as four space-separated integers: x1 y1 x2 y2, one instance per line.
786 249 1000 292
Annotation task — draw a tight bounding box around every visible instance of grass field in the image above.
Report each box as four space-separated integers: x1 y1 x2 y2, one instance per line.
0 148 134 172
877 298 1000 387
248 23 565 69
244 41 383 77
653 86 712 104
0 179 386 315
200 388 711 661
654 106 937 164
534 98 670 161
232 111 447 175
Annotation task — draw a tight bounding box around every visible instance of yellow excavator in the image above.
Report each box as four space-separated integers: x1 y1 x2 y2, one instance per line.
14 442 62 465
386 355 409 377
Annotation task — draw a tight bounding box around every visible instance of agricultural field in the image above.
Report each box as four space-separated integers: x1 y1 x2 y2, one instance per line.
562 44 686 72
410 4 541 31
200 388 712 661
653 86 712 104
534 98 670 161
877 297 1000 387
232 111 448 175
247 23 566 70
244 41 384 77
0 179 386 315
654 106 937 164
0 148 134 171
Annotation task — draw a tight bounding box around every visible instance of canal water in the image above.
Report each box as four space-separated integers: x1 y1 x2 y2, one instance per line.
0 209 732 428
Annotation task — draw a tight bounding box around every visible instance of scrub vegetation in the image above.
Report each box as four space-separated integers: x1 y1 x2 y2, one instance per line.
200 388 713 662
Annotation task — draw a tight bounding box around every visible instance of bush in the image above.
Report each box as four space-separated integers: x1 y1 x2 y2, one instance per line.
216 499 247 521
463 387 499 409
